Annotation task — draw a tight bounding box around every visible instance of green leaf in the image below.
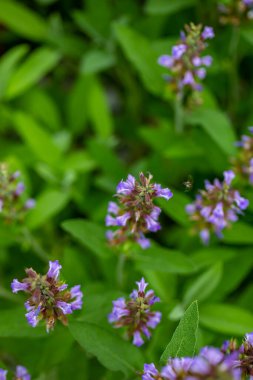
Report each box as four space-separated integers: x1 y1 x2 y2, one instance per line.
223 222 253 244
62 219 112 258
0 307 45 338
160 301 199 363
27 189 69 229
145 0 196 14
80 49 115 74
190 248 236 271
0 0 48 41
113 23 164 95
186 108 236 156
69 321 144 375
88 77 113 138
6 47 61 98
183 262 223 305
0 44 29 98
133 243 195 274
157 188 191 227
12 112 62 166
200 303 253 335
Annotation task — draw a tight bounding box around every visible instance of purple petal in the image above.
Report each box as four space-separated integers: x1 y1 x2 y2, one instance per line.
146 311 161 328
11 279 29 293
133 330 144 346
202 55 213 66
116 212 131 226
153 184 173 200
107 201 119 215
0 369 7 380
145 215 161 232
172 44 187 59
202 26 215 40
15 366 31 380
56 301 73 315
136 277 148 293
116 174 135 195
24 198 36 209
224 170 235 186
47 260 61 280
158 55 174 68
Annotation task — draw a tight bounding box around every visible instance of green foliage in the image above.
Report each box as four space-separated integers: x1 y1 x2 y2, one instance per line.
160 301 199 363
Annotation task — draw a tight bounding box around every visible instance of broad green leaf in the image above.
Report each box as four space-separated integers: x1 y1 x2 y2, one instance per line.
133 243 195 274
186 108 236 155
145 0 196 14
183 262 223 305
0 307 45 337
27 189 69 229
200 303 253 335
113 23 164 95
223 222 253 244
0 44 29 98
69 321 144 375
160 301 199 363
88 77 113 138
6 47 61 98
157 188 191 227
80 49 115 74
190 248 236 270
0 0 48 40
63 151 96 173
62 219 112 258
12 112 62 166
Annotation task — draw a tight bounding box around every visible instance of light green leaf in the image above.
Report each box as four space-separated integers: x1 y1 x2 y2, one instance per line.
0 44 29 98
113 23 164 95
183 262 223 305
157 188 191 227
12 112 62 166
0 307 45 338
88 77 113 138
133 243 195 274
223 222 253 244
200 303 253 335
69 321 144 375
6 47 61 98
0 0 48 40
27 189 69 229
145 0 196 14
80 49 115 74
62 219 111 258
160 301 199 363
186 108 236 155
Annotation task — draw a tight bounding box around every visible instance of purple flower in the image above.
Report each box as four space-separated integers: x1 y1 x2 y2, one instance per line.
47 260 61 280
202 26 215 39
15 182 25 196
106 173 172 249
12 261 83 331
224 170 235 186
196 68 206 79
0 369 7 380
109 278 161 346
182 71 195 86
245 332 253 346
11 279 29 293
158 55 174 68
24 198 36 209
192 56 202 66
202 55 213 66
142 363 160 380
161 357 193 379
153 184 173 200
116 174 135 195
15 366 31 380
172 44 187 59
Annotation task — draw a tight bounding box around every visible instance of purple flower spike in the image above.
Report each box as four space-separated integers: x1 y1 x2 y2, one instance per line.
47 260 62 280
15 366 31 380
109 278 160 346
11 279 29 293
106 173 172 249
202 26 215 39
12 260 83 331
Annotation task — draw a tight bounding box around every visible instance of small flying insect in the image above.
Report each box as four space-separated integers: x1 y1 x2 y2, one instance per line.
183 175 194 192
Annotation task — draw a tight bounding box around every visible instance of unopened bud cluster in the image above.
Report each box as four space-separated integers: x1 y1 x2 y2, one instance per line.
218 0 253 25
108 278 161 346
106 173 173 249
158 23 214 103
0 164 35 224
11 260 83 332
186 170 248 244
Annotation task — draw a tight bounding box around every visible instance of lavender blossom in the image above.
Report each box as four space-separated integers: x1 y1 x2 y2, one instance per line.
158 23 214 103
0 164 35 223
233 126 253 185
186 170 248 244
108 277 161 346
105 173 172 249
11 260 83 332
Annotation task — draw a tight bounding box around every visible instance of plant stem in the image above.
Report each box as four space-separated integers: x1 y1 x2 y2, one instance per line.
116 253 126 289
174 93 184 134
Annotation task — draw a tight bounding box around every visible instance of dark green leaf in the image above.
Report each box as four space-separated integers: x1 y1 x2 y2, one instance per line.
145 0 196 15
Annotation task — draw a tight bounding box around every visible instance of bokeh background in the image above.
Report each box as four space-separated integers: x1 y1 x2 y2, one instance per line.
1 0 253 379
